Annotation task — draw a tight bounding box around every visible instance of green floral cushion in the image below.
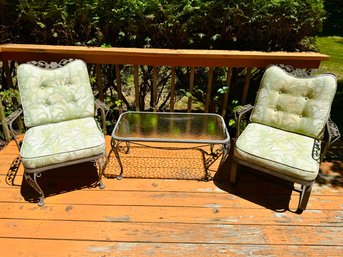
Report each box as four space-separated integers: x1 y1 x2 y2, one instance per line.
250 65 337 139
17 60 95 128
20 117 106 170
235 123 320 182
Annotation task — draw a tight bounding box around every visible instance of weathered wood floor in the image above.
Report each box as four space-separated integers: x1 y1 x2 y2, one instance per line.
0 136 342 256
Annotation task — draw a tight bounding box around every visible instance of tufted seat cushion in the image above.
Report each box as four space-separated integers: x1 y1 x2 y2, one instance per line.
20 117 106 170
17 60 94 128
235 123 320 182
250 65 337 139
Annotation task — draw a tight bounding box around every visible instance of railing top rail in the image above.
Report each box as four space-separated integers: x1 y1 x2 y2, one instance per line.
0 44 329 68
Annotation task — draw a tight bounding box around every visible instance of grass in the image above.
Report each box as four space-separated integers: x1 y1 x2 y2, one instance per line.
316 36 343 131
316 36 343 80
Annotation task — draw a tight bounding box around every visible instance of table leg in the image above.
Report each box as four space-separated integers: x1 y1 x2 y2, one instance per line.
203 143 230 181
220 142 230 165
111 138 124 180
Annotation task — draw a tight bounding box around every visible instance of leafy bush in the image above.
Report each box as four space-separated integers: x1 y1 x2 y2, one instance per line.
1 0 326 51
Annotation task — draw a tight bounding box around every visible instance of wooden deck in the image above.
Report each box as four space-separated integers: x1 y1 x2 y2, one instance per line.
0 136 342 256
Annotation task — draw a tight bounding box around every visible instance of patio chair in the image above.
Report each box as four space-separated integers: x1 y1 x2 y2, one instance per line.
230 65 340 213
2 59 108 206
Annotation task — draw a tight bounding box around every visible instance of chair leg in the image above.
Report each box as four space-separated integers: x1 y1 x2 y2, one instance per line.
230 160 238 184
96 156 107 189
297 184 313 213
24 172 45 207
98 180 105 189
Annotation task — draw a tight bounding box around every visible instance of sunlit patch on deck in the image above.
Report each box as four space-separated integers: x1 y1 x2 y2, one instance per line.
105 146 207 180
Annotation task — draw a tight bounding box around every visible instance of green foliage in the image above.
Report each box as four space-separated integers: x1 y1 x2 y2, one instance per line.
316 36 343 130
227 99 242 127
1 0 326 51
0 89 20 116
316 36 343 80
0 88 21 141
217 86 229 94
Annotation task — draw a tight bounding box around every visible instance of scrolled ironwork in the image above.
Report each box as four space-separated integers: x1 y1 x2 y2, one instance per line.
312 139 321 162
328 117 341 143
276 64 315 77
1 108 23 150
6 156 21 186
24 172 45 206
29 59 74 69
235 104 254 121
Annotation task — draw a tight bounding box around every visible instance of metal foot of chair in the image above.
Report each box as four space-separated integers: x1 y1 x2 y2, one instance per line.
98 180 105 189
297 184 312 213
38 197 45 207
295 208 304 214
95 155 107 189
25 172 46 207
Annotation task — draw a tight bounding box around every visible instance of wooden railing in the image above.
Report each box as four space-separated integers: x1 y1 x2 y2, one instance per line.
0 44 329 141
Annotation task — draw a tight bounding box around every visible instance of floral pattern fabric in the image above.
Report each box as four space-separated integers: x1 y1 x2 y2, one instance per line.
20 117 106 170
235 123 320 182
17 60 95 128
250 65 337 139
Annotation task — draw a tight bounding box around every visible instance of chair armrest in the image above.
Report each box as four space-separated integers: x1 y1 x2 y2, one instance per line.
95 99 111 114
235 104 254 137
1 108 24 151
94 99 111 134
321 117 341 161
327 117 341 144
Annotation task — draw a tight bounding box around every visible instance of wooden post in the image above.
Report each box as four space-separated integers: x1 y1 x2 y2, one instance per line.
115 64 123 114
0 100 11 142
3 60 14 89
169 66 176 112
95 64 104 102
95 64 106 133
152 66 158 112
221 68 233 117
205 67 214 113
242 68 252 105
134 65 140 111
187 67 195 113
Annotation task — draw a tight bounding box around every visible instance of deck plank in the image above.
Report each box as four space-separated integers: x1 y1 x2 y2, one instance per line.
1 219 342 245
1 238 342 257
1 186 342 210
0 202 342 226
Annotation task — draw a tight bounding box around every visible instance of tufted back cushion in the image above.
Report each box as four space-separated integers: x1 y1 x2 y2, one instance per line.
250 65 337 139
17 59 95 128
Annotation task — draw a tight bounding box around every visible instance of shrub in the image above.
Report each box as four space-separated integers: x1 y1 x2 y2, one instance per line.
0 0 326 51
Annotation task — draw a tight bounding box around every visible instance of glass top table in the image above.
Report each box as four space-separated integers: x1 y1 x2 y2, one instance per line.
111 111 230 180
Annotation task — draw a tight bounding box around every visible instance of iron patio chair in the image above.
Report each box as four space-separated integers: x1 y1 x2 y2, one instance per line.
2 59 108 206
230 65 340 213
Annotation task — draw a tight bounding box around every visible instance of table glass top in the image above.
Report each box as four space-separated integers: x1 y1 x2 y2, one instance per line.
112 112 230 143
